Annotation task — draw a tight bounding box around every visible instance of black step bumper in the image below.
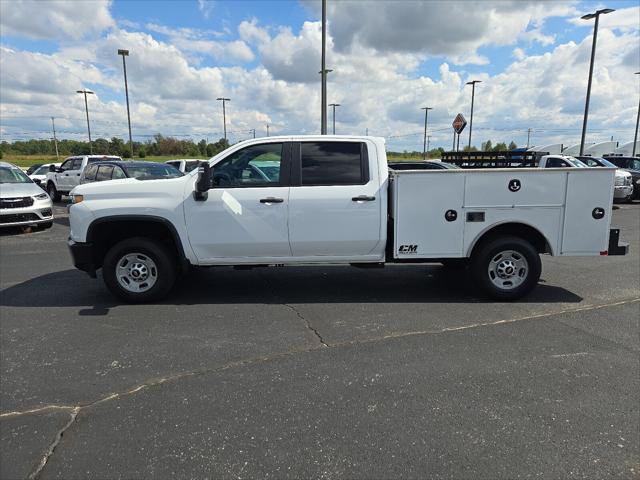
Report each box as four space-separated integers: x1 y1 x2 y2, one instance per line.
608 228 629 256
68 238 97 278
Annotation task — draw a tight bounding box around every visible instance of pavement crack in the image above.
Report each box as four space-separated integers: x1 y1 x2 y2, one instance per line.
284 303 329 347
28 406 79 480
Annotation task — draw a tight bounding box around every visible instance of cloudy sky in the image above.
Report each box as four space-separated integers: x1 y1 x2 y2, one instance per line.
0 0 638 151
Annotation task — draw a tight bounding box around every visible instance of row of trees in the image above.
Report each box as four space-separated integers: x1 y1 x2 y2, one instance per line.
0 135 230 159
388 140 519 158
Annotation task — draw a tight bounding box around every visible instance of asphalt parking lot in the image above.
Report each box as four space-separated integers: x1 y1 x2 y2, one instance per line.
1 202 638 479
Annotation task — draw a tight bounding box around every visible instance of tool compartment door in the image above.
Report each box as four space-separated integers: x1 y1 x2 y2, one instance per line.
561 169 615 255
393 171 465 258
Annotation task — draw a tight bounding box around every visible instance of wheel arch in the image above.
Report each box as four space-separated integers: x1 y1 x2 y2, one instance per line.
86 215 189 271
467 221 554 258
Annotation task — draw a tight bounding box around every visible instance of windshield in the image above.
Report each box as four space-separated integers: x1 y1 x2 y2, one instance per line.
565 157 588 168
123 163 184 180
0 167 32 184
33 165 52 175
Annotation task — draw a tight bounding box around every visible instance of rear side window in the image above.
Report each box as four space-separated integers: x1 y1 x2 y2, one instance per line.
300 142 367 186
84 164 98 181
112 167 127 179
96 165 114 181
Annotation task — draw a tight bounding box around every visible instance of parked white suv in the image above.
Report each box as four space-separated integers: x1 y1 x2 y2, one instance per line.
0 162 54 229
45 155 122 201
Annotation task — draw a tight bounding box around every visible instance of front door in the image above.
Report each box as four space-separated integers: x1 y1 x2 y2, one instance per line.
64 157 84 190
55 158 76 190
288 141 382 258
185 142 292 262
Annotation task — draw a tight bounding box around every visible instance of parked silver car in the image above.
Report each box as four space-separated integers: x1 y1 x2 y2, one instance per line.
0 162 54 229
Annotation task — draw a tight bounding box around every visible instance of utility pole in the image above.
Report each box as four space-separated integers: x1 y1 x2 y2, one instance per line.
633 72 640 157
329 103 340 134
452 131 456 151
366 127 368 136
320 0 328 134
51 117 59 161
216 97 230 141
117 49 133 158
250 128 256 139
579 8 615 156
527 128 531 148
76 89 94 154
266 124 270 137
421 107 432 159
426 135 431 154
466 80 481 150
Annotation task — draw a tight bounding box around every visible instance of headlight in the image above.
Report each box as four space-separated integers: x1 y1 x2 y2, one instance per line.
614 176 624 186
33 193 49 200
71 194 84 204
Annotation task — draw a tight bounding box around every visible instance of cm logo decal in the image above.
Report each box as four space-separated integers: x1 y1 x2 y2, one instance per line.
508 179 521 192
399 244 418 254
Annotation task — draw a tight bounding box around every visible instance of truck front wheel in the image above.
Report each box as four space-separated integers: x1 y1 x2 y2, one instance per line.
103 237 176 302
470 236 541 301
47 183 61 202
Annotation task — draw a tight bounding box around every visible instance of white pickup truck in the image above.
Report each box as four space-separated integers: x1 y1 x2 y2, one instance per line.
46 155 122 201
68 136 627 302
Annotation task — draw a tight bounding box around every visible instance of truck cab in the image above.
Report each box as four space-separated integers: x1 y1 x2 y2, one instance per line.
46 155 122 201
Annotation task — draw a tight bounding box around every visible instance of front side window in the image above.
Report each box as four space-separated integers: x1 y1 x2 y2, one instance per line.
83 164 98 181
546 158 567 168
96 165 114 181
213 143 283 188
300 142 366 186
60 159 75 171
111 167 127 179
72 158 83 170
185 161 201 172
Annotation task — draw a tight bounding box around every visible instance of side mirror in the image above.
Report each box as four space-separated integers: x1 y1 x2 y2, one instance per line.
194 163 211 201
49 164 56 172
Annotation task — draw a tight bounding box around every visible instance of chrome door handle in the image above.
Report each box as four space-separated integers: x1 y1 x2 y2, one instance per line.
260 197 284 204
352 195 376 202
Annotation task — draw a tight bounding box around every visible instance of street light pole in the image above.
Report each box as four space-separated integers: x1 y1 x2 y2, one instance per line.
466 80 481 150
579 8 615 156
76 89 95 154
320 0 327 134
216 97 230 141
51 117 59 161
266 124 270 137
633 72 640 157
329 103 340 134
117 49 133 158
421 107 432 159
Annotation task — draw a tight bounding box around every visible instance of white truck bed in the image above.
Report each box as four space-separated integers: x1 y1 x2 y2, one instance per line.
389 167 616 259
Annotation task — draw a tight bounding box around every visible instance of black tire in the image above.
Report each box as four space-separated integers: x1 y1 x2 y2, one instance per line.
47 183 61 202
470 235 541 301
102 237 176 303
37 221 53 230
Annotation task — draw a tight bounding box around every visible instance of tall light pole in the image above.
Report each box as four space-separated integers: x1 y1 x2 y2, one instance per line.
266 124 270 137
51 117 59 161
421 107 432 159
466 80 481 150
329 103 340 134
216 97 230 141
633 72 640 157
76 89 94 154
320 0 327 134
250 128 256 139
426 135 432 153
579 8 615 156
117 49 134 158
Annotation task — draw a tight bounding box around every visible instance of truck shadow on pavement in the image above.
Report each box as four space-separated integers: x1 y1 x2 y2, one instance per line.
0 265 583 315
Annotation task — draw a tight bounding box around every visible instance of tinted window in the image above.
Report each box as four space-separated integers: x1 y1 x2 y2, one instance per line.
300 142 366 186
96 165 114 181
546 158 567 168
185 161 201 172
123 163 183 180
83 164 98 181
112 166 127 179
213 144 283 188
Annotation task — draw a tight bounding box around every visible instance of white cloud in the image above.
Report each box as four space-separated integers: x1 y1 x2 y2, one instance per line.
0 0 114 40
197 0 214 19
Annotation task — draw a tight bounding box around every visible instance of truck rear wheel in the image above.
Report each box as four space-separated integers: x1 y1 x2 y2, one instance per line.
103 237 176 303
470 236 541 300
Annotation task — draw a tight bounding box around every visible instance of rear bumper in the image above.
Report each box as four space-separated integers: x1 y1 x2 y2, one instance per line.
608 228 628 256
68 238 97 278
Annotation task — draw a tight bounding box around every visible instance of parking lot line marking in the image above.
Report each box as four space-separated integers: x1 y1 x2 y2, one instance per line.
1 297 638 420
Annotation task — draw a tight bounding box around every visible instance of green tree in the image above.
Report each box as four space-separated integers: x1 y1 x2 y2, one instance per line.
508 141 517 150
482 140 493 151
493 142 508 151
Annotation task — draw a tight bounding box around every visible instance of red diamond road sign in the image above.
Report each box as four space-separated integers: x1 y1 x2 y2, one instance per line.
452 113 467 134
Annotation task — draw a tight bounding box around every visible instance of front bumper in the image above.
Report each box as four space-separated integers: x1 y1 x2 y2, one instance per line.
613 185 633 199
0 201 54 227
68 238 97 278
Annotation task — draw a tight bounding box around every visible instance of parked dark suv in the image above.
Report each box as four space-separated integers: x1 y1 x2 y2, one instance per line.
605 156 640 200
80 161 183 184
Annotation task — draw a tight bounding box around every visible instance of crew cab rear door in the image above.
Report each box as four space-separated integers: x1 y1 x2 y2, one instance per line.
184 141 292 262
287 141 382 258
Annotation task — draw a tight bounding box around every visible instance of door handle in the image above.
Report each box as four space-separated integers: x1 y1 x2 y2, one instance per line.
352 195 376 202
260 197 284 204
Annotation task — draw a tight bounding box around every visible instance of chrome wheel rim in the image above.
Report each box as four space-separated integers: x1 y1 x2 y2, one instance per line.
115 252 158 293
487 250 528 290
